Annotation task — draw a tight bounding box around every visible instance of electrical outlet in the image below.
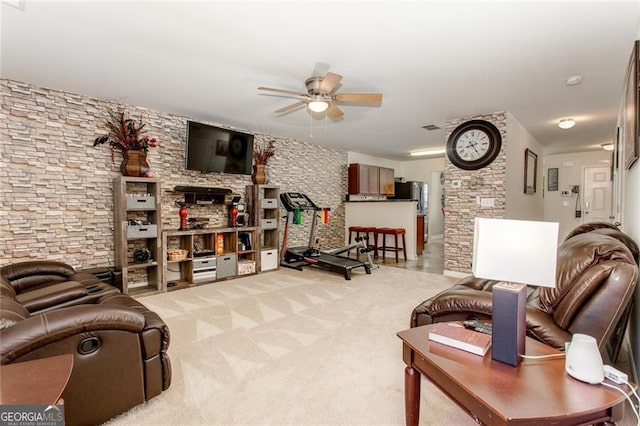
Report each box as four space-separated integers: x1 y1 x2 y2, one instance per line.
480 198 495 207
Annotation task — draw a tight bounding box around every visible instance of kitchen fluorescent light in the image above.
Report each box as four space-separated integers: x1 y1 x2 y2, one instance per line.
409 148 446 157
602 143 614 151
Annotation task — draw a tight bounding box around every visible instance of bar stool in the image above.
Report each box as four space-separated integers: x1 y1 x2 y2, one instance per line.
377 227 407 263
348 226 378 259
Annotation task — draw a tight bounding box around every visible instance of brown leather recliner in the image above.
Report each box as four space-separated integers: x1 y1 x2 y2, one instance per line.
1 261 171 426
411 226 639 352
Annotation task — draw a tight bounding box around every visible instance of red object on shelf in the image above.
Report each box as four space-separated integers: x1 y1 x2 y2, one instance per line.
179 205 188 230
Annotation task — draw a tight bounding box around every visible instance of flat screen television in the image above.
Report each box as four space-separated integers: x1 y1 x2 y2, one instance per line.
185 121 254 175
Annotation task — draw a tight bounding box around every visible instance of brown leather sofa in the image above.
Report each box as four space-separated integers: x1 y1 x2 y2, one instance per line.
1 260 171 426
411 224 639 353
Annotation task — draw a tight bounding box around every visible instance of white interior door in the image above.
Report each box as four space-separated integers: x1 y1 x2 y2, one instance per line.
582 166 613 224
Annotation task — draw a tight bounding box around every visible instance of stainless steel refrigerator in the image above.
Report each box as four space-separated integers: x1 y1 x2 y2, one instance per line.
393 181 428 214
392 181 429 244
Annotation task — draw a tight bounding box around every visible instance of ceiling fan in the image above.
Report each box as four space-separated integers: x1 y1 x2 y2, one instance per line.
258 71 383 118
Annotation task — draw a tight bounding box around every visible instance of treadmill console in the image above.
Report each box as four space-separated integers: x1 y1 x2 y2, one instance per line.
280 192 320 211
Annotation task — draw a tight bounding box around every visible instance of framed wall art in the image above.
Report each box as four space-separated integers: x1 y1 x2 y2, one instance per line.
624 40 639 170
524 148 537 194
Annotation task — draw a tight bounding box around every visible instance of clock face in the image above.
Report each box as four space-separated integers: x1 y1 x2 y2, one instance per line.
455 129 491 161
446 120 502 170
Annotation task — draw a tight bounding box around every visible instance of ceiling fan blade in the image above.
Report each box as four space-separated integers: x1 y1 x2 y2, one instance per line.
275 101 307 114
327 103 344 118
258 86 308 98
319 72 343 94
334 93 383 103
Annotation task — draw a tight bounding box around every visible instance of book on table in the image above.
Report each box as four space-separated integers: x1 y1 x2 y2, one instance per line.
428 322 492 356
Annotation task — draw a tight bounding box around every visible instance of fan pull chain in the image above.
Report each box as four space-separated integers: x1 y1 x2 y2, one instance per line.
325 111 328 133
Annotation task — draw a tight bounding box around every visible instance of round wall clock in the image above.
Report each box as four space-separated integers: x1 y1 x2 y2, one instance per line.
446 120 502 170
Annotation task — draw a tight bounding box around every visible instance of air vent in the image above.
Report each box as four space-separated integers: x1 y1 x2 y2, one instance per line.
421 124 440 131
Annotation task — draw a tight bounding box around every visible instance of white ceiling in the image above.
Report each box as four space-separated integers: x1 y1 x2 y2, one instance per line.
2 1 639 160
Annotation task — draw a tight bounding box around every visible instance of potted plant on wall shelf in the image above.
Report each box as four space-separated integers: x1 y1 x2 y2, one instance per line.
252 138 275 184
93 109 157 177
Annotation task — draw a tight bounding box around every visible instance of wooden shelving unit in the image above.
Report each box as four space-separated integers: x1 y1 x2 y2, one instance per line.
162 227 259 291
246 184 280 271
113 176 163 295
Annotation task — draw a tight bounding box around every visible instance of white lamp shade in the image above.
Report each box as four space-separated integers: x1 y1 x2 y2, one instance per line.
472 218 559 288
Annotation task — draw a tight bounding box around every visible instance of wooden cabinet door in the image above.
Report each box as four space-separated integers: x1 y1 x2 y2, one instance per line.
379 167 395 196
349 163 379 194
365 164 379 194
416 215 425 255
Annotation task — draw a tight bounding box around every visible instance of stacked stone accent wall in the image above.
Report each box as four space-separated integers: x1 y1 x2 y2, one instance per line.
444 111 507 273
1 78 347 270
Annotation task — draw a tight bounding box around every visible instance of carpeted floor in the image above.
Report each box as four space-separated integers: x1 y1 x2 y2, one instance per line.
105 265 480 425
106 265 638 426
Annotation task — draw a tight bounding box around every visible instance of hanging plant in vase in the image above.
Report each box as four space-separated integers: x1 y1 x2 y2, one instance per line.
93 108 157 177
252 138 275 184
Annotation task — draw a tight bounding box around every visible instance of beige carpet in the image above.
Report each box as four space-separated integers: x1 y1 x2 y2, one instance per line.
105 265 480 425
104 266 637 426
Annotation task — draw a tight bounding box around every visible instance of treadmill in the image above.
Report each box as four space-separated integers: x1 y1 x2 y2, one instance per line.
279 192 371 280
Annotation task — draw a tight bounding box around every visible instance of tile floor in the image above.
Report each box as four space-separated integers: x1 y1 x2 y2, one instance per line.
370 233 444 274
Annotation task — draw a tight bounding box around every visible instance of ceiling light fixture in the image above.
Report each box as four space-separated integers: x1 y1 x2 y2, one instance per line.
602 143 614 151
308 101 329 113
565 75 583 86
409 148 446 157
558 118 576 130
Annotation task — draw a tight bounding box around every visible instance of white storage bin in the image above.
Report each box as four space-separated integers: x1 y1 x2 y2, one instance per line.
261 198 278 209
193 257 216 272
260 249 278 271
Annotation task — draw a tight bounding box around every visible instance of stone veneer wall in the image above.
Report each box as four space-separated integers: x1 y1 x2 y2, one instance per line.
443 111 507 273
1 78 347 269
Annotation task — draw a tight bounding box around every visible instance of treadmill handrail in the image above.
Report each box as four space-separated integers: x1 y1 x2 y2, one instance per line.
280 192 321 212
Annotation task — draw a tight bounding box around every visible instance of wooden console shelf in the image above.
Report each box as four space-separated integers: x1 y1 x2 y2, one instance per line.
162 226 259 291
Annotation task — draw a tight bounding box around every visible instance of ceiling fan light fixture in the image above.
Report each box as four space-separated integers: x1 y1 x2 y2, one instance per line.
558 118 576 130
308 101 329 113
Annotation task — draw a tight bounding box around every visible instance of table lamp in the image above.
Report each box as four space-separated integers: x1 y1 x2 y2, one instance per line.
472 217 559 366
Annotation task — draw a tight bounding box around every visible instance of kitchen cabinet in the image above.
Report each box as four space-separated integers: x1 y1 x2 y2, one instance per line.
379 167 395 196
416 214 425 256
348 163 394 196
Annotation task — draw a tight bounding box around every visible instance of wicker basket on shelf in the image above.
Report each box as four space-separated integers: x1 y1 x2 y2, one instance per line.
167 249 188 261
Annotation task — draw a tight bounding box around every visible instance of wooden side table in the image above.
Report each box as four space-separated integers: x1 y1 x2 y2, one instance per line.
398 325 635 426
1 354 73 405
